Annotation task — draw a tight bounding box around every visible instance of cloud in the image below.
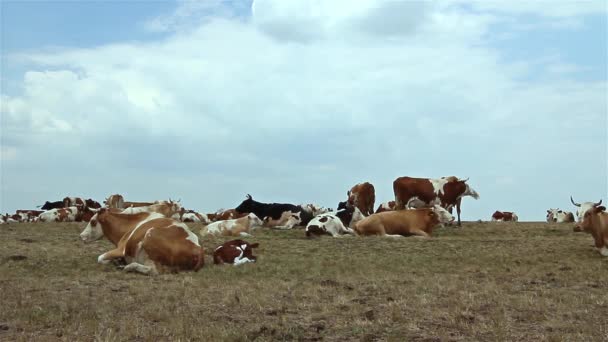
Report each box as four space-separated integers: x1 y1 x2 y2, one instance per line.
1 0 606 220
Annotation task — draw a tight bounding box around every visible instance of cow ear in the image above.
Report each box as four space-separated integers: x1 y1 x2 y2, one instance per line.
250 243 259 248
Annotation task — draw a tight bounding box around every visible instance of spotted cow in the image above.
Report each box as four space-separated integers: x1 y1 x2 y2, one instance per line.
213 239 259 265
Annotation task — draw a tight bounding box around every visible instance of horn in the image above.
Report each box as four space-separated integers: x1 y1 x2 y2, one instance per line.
246 194 252 199
570 196 581 207
594 199 603 206
178 198 182 203
462 177 469 182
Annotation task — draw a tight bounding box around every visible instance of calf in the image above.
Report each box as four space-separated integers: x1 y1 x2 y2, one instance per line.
213 239 259 265
355 205 454 238
201 213 264 237
574 206 608 256
491 211 518 222
546 208 575 223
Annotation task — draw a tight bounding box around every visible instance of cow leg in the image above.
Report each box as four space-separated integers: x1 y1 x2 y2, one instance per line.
97 248 125 264
123 262 157 275
598 247 608 257
410 230 431 239
456 200 462 226
384 234 404 238
239 232 252 237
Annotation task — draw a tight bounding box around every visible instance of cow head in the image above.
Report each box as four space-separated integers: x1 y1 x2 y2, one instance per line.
235 194 255 214
246 213 264 228
432 205 454 224
79 208 103 242
574 205 606 233
570 196 602 222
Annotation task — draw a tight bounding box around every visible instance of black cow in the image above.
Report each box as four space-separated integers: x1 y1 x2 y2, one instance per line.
235 194 313 226
39 200 64 210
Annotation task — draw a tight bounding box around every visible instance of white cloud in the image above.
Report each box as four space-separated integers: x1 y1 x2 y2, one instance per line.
1 0 606 221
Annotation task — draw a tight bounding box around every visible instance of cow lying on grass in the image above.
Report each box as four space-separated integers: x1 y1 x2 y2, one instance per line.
354 205 454 238
213 239 259 265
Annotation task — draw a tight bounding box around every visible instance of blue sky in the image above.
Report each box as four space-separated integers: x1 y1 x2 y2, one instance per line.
1 0 606 221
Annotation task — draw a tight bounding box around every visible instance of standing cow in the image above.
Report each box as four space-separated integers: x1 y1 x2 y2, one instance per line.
393 176 479 226
339 182 375 216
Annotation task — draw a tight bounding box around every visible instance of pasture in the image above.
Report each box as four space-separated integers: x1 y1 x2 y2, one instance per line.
1 221 607 341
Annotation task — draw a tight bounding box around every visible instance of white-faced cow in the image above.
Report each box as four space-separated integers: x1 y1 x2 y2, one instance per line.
546 208 575 223
338 182 375 216
375 201 396 214
234 194 313 226
570 196 602 223
355 205 454 238
491 211 518 222
213 239 259 265
574 205 608 256
393 176 479 226
79 208 205 275
201 213 264 237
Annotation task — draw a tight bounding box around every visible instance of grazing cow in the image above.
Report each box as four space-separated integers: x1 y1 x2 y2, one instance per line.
63 197 85 208
201 213 264 237
375 201 396 214
574 206 608 256
39 206 83 222
120 201 181 218
40 200 64 210
263 211 302 229
354 205 454 238
209 209 249 222
104 194 125 208
546 208 575 223
570 196 603 222
491 211 518 222
213 240 259 265
79 208 205 275
393 176 479 226
234 195 313 227
339 182 375 216
85 199 102 209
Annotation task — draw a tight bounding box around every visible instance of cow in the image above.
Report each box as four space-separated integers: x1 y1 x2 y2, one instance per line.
354 205 454 238
574 205 608 256
305 205 366 238
39 200 64 210
85 199 102 209
181 212 210 224
393 176 479 226
546 208 575 223
375 201 396 213
300 203 331 217
263 211 302 230
120 201 181 218
570 196 602 223
234 194 313 227
15 210 44 222
63 197 85 208
208 209 249 222
79 208 205 275
104 194 124 208
339 182 375 216
200 213 264 237
491 211 518 222
213 240 259 265
39 206 83 222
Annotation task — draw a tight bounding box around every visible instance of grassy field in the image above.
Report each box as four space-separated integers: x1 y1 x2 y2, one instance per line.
1 220 607 341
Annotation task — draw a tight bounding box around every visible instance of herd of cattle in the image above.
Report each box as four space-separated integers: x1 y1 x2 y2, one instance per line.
1 175 606 274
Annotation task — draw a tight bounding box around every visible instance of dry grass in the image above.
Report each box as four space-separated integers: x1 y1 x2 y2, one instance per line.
1 221 607 341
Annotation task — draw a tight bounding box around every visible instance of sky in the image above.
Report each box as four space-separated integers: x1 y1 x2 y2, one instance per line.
1 0 607 221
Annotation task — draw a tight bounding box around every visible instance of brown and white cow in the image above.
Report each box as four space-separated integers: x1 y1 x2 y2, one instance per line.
120 201 181 218
208 209 249 222
355 205 454 238
200 213 264 237
15 210 44 222
39 206 84 222
393 176 479 226
546 208 575 223
340 182 375 216
574 205 608 256
491 211 518 222
570 196 603 223
213 239 259 265
63 197 85 208
304 206 365 238
375 201 396 214
79 208 205 275
263 211 302 230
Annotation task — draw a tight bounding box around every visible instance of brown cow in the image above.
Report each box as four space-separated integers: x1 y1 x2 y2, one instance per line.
354 205 454 238
213 239 259 265
338 182 375 216
491 211 518 222
574 206 608 256
79 209 205 275
393 176 479 226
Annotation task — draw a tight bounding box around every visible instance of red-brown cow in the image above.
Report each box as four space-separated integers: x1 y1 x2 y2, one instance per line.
491 211 518 222
339 182 375 216
213 239 259 265
393 176 479 226
574 205 608 256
